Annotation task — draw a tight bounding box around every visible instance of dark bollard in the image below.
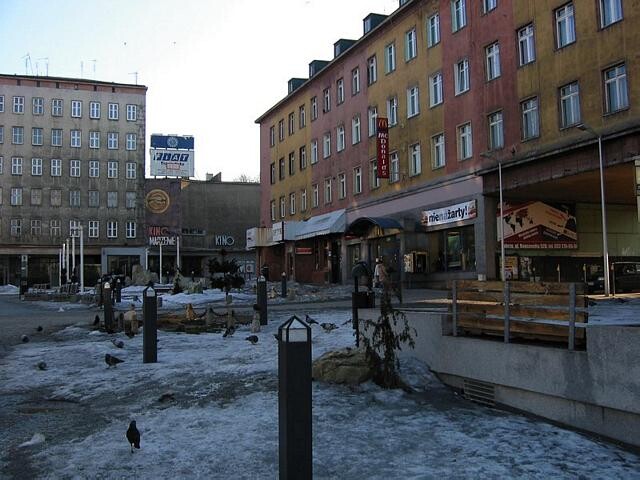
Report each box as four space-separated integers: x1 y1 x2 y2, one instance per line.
115 278 122 303
257 275 268 325
281 272 287 298
96 278 103 307
278 316 312 480
143 283 158 363
103 282 114 332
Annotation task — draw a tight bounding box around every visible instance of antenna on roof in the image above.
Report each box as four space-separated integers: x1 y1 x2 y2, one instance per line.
80 60 84 78
22 53 33 75
129 71 138 85
37 57 49 76
92 59 97 78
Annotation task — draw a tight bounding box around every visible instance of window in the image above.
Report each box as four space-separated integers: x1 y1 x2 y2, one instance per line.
32 127 43 146
69 190 81 207
107 132 118 149
353 167 363 194
126 221 136 239
12 126 24 144
90 101 101 119
50 219 61 237
451 0 467 32
289 193 296 215
312 184 319 208
483 0 497 13
126 162 137 179
337 78 345 104
108 160 118 178
32 97 44 115
89 131 100 149
352 67 361 95
31 219 42 236
51 158 62 177
298 105 306 129
107 221 118 238
269 126 275 147
0 156 2 174
89 190 100 207
367 55 377 85
387 96 398 126
11 157 22 175
458 123 473 160
88 220 99 238
427 13 441 47
301 189 307 212
311 96 318 120
70 130 81 148
126 104 137 121
352 115 361 144
288 112 295 135
432 134 446 169
555 3 576 48
279 157 285 180
518 24 536 66
323 132 331 158
89 160 99 178
52 99 63 116
488 111 504 149
69 220 81 238
485 42 501 80
108 103 119 120
10 187 23 205
407 86 420 118
370 160 380 189
70 159 81 177
604 64 628 113
0 126 3 144
521 97 540 140
390 151 400 183
31 158 43 176
323 88 331 113
71 100 82 118
559 82 581 127
31 188 42 206
288 152 295 175
338 173 347 199
455 59 470 94
107 191 118 208
337 125 345 152
385 43 396 73
405 28 417 61
270 200 276 221
311 139 318 164
126 133 137 150
51 129 62 146
13 96 25 114
430 72 444 106
368 106 378 137
10 219 21 236
0 95 3 112
410 143 422 175
280 196 286 218
299 146 307 170
324 178 332 204
600 0 623 27
278 119 285 141
50 189 61 206
126 191 136 209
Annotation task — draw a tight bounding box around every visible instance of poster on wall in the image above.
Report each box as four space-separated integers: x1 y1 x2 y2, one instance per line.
498 201 577 249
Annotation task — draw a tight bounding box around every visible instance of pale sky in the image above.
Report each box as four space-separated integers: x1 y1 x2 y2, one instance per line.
0 0 401 181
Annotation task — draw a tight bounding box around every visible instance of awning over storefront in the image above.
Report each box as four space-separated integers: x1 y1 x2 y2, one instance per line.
345 216 404 236
295 209 346 240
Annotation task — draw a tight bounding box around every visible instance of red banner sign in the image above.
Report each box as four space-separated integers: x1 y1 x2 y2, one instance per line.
376 117 389 179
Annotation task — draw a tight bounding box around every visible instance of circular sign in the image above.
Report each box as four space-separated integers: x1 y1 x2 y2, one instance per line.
167 136 179 148
145 189 171 214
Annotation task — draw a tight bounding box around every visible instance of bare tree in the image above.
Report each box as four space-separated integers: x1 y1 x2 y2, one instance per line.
233 173 259 183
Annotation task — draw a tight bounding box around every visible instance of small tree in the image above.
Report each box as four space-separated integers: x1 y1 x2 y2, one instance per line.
208 249 245 295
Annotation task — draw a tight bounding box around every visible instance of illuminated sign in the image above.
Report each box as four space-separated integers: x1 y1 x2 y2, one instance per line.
376 117 389 179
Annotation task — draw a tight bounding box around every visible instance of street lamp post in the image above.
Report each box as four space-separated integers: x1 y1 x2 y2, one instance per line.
481 152 506 281
79 225 84 293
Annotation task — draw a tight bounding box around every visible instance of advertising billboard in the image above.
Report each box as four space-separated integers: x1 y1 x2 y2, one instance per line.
499 201 577 249
150 134 195 177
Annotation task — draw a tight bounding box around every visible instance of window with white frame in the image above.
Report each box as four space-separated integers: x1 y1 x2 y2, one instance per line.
600 0 623 27
451 0 467 32
432 134 446 168
88 220 99 238
126 104 137 121
31 158 43 176
368 106 378 137
31 219 41 236
288 112 295 135
289 192 296 215
69 190 81 207
324 178 332 204
337 78 345 104
89 190 100 207
559 82 580 127
387 96 398 126
323 88 331 113
70 159 81 177
338 173 347 199
352 67 361 95
288 152 295 175
312 184 319 208
89 160 99 178
52 98 63 116
47 219 60 237
107 191 118 208
126 191 136 209
430 72 444 107
270 200 276 221
323 132 331 158
70 130 81 148
107 132 118 149
311 139 318 164
107 221 118 238
370 160 380 189
71 100 82 118
353 167 362 194
427 13 441 47
385 42 396 73
108 103 119 120
483 0 497 13
10 187 22 205
126 133 137 150
126 162 137 179
69 220 81 237
32 97 44 115
299 104 306 128
126 221 136 238
455 58 470 94
311 96 318 120
0 95 4 112
405 28 417 61
485 42 501 80
299 146 307 169
390 151 399 183
89 131 100 149
409 143 422 175
301 189 307 212
269 126 275 147
457 123 472 160
50 189 61 206
108 160 118 178
90 101 101 119
407 86 420 118
0 126 3 144
51 128 62 146
604 64 628 113
10 219 21 236
337 125 345 152
521 97 540 140
352 115 361 144
367 55 377 85
31 188 42 205
555 3 576 48
11 156 22 175
488 111 504 149
518 24 536 66
51 158 62 177
13 96 24 114
32 127 43 145
12 126 24 144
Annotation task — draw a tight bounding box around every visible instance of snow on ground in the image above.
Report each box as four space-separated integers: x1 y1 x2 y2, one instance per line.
0 284 19 295
1 309 638 479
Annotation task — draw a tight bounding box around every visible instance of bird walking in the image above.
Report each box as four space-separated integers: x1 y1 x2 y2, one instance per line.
105 353 124 368
36 361 47 370
320 322 338 332
222 325 236 338
111 339 125 349
305 314 318 325
245 335 259 345
36 325 43 332
126 421 141 453
21 335 29 343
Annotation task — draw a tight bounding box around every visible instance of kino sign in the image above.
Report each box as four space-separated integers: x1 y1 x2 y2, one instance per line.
148 226 176 246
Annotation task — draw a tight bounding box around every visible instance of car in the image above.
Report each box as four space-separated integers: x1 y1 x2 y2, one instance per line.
613 263 640 293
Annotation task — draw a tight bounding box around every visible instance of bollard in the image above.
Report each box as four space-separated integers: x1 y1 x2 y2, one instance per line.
103 282 114 332
143 283 158 363
257 275 268 325
281 272 287 298
352 275 360 348
115 278 122 303
96 278 103 307
278 316 312 480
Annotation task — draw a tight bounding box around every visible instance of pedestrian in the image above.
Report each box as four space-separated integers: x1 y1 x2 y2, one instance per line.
374 258 388 288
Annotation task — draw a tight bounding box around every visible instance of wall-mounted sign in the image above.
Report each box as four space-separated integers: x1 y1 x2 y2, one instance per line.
150 134 195 178
296 247 313 255
376 117 389 179
421 200 477 227
145 189 171 214
499 201 577 249
215 235 235 247
272 222 284 242
147 226 176 246
151 135 194 150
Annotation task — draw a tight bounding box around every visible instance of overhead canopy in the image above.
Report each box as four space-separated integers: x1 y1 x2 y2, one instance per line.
295 209 346 240
346 216 403 236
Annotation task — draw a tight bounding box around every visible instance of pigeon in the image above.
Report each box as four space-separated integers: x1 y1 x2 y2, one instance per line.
105 353 124 368
36 326 43 332
111 339 125 349
222 325 236 338
126 421 141 453
245 335 259 344
305 314 318 325
36 361 47 370
21 335 29 343
320 322 338 332
158 392 175 403
93 315 100 326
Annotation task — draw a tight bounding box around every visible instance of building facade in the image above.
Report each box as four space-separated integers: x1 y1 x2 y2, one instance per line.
253 0 640 287
0 74 147 286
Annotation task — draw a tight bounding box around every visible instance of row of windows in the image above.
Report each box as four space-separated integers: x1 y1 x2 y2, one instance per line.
0 96 138 121
1 186 137 208
4 218 137 239
268 0 625 146
0 126 138 150
0 157 138 179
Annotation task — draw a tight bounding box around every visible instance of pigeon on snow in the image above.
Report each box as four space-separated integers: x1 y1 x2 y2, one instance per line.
105 353 124 368
305 314 318 325
111 339 125 349
222 325 236 338
36 361 47 371
36 325 43 332
245 335 259 344
21 335 29 343
93 315 100 326
126 421 141 453
320 322 338 332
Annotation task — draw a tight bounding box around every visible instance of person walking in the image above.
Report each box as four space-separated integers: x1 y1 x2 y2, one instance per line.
374 258 388 288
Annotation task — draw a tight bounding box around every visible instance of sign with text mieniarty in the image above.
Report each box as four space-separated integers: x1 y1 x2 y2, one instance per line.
376 117 389 179
147 226 176 246
150 134 195 178
422 200 477 227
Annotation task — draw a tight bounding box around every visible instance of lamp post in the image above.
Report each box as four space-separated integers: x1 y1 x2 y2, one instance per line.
578 124 610 296
79 225 84 293
481 152 505 281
